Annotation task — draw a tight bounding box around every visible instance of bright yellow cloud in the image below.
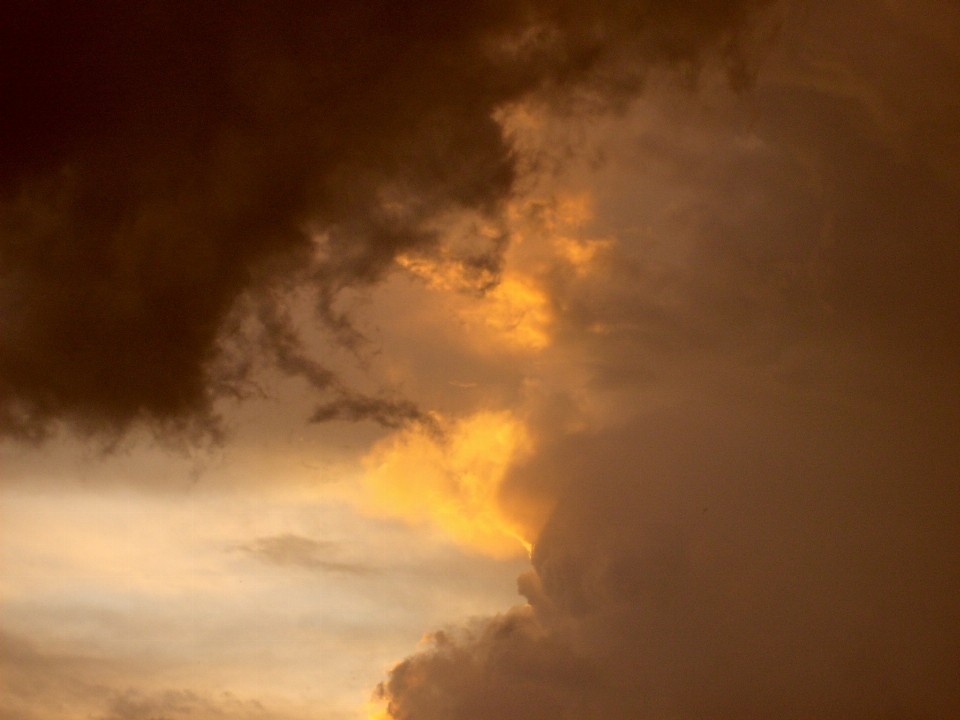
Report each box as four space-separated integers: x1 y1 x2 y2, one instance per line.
365 699 393 720
360 411 539 558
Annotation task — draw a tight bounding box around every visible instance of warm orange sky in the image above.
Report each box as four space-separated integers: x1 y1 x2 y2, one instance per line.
3 2 960 719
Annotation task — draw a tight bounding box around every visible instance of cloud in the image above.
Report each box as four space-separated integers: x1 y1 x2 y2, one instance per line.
8 1 959 718
398 253 554 352
0 632 274 720
0 0 772 439
100 689 271 720
359 411 546 559
378 397 960 719
241 533 374 575
310 396 440 434
0 631 107 720
374 1 960 717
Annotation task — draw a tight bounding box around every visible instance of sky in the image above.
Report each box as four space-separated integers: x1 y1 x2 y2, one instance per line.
2 1 959 719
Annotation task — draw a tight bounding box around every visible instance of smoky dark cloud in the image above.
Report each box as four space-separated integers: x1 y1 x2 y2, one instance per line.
377 1 960 717
0 0 770 439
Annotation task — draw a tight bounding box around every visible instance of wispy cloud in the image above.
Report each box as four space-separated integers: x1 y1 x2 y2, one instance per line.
239 534 376 575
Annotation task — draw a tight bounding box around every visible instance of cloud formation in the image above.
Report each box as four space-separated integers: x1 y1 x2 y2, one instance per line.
0 631 278 720
379 401 960 719
361 411 542 558
0 0 769 438
242 533 374 574
6 1 959 718
374 1 960 717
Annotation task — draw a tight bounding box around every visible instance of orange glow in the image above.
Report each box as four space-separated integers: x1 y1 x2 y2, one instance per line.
519 192 613 274
393 192 613 354
553 235 613 272
396 254 552 351
365 699 394 720
464 276 551 350
361 412 538 558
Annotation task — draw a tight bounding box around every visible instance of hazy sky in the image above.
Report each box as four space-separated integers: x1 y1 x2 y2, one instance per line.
2 1 959 719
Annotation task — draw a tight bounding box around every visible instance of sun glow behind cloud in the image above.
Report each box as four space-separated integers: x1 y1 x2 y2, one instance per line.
395 255 553 352
394 192 611 358
359 193 616 560
361 411 539 558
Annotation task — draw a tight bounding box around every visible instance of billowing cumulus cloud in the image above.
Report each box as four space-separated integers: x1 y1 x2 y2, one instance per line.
378 403 960 719
374 1 960 717
0 0 770 439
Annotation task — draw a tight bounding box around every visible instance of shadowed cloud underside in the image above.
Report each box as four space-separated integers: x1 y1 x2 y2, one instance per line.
0 0 769 438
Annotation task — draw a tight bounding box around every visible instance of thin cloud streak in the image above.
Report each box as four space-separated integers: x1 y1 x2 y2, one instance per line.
240 533 377 575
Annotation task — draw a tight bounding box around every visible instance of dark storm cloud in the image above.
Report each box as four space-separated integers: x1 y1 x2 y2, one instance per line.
377 1 960 717
0 0 770 439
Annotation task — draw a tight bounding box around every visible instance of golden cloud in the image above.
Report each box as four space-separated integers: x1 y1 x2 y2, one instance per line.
360 411 540 558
